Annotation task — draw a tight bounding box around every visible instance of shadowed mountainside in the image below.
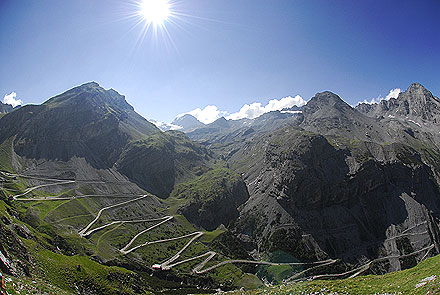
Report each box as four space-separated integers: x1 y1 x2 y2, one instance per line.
184 84 440 275
0 82 439 293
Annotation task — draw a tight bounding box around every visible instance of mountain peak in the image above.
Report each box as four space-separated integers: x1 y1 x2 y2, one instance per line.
408 82 425 91
204 117 230 129
393 82 440 119
313 91 346 103
171 114 204 132
45 82 134 111
80 81 100 88
357 83 440 122
179 114 196 119
173 114 200 124
0 82 158 168
67 81 102 94
304 91 352 114
403 82 434 101
399 82 436 101
68 81 105 95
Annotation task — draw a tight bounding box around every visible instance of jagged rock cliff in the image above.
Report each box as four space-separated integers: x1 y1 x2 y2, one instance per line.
221 85 440 273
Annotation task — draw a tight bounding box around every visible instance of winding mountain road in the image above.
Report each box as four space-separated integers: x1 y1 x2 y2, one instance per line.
2 171 435 277
78 194 148 236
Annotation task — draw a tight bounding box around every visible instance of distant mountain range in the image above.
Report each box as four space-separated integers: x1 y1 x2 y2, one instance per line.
154 105 305 134
0 81 439 293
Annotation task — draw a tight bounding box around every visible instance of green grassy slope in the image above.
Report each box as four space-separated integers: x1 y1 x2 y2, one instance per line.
0 167 253 294
218 254 440 295
0 137 16 171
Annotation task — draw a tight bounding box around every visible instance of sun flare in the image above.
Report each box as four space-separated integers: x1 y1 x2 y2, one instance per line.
139 0 170 25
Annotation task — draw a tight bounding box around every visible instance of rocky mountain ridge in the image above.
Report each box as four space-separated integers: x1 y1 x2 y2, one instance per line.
0 81 439 293
179 83 440 274
0 101 14 114
356 83 440 121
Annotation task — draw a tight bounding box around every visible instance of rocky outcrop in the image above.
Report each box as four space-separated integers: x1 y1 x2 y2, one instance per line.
0 210 33 276
174 168 250 230
218 86 440 273
230 126 440 271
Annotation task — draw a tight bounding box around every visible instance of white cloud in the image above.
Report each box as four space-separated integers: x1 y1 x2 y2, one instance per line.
180 105 227 124
359 88 401 105
3 92 23 107
150 119 183 131
385 88 401 100
360 97 381 105
175 94 305 125
226 95 306 120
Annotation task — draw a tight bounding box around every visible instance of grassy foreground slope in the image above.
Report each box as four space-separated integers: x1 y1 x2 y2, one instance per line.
217 254 440 295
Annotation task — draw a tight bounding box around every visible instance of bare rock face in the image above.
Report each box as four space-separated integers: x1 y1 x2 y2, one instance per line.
225 86 440 273
174 168 250 231
357 83 440 122
231 126 440 272
0 220 33 276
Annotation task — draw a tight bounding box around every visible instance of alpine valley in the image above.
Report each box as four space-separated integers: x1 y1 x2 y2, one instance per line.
0 82 439 294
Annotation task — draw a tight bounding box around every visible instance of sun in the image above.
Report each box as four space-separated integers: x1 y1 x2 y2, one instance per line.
139 0 171 25
127 0 182 51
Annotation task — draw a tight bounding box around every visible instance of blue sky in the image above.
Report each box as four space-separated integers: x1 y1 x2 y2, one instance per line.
1 0 439 123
